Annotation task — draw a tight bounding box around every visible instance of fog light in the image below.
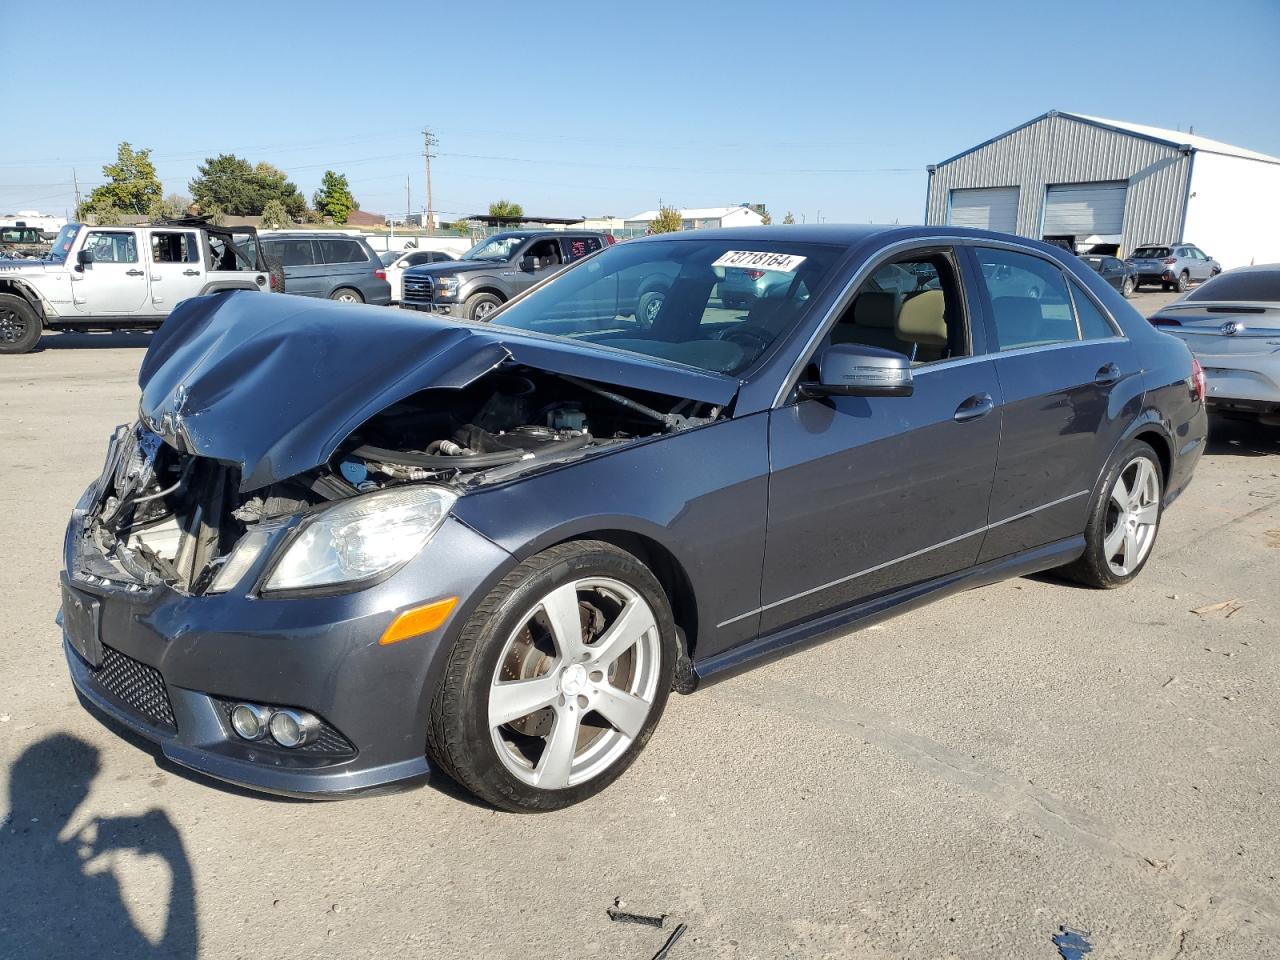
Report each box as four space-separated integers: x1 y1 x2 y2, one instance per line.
230 703 271 741
268 708 321 748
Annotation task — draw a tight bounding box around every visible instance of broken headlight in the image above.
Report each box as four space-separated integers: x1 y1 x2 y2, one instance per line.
263 485 456 593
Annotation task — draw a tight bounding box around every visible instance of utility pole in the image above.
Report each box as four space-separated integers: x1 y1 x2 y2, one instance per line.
405 175 411 225
72 168 82 218
422 128 437 236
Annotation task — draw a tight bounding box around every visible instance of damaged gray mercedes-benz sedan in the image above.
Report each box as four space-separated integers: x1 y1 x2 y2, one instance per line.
61 225 1206 811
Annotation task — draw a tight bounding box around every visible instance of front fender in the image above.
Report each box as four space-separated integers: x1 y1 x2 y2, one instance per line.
0 275 51 321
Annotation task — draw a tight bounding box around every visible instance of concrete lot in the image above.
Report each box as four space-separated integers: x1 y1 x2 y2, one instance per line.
2 289 1278 959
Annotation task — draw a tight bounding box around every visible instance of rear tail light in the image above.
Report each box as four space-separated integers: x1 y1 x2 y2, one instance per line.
1190 358 1206 403
374 268 387 280
605 234 616 245
1149 316 1182 326
269 274 279 290
1162 257 1177 265
745 269 765 280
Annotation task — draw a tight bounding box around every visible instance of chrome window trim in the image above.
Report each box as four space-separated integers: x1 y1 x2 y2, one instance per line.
716 488 1090 628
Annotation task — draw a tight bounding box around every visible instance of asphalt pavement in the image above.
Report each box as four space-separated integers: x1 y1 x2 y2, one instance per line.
2 289 1278 959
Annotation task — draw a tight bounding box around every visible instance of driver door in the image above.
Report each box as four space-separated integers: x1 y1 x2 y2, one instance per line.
511 237 566 296
759 247 1001 635
72 230 151 315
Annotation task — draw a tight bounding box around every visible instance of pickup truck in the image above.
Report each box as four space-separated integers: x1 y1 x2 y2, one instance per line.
400 230 619 322
0 219 277 354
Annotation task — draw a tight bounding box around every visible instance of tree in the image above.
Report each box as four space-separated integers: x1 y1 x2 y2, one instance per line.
260 198 292 229
189 154 308 218
147 192 192 221
759 208 773 225
81 142 162 219
487 199 524 219
312 170 356 224
648 205 683 234
782 211 796 225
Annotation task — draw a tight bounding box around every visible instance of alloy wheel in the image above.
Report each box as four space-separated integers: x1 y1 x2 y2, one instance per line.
0 306 25 344
1103 456 1161 576
474 300 497 321
488 577 662 789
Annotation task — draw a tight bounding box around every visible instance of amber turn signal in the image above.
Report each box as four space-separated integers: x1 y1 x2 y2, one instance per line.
379 597 458 645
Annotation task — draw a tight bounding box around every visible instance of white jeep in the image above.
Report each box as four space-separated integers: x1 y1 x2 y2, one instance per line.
0 219 280 354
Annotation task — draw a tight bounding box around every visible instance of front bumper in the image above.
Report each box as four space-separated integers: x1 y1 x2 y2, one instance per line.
401 300 464 317
60 515 515 798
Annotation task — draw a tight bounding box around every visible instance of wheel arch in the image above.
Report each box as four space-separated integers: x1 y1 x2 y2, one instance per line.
0 278 48 323
198 280 260 296
464 285 507 303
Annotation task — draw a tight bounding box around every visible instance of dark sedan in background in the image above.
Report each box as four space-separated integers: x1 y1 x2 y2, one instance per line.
1080 253 1137 298
60 225 1205 812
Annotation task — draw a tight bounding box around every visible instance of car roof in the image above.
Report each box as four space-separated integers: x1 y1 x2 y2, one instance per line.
261 231 368 239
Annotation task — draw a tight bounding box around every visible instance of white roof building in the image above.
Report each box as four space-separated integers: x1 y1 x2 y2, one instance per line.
624 205 765 232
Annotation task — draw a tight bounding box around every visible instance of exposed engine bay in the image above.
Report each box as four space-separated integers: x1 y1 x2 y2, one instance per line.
70 365 724 595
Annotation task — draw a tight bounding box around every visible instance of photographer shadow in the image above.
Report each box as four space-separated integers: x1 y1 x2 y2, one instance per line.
1 734 197 959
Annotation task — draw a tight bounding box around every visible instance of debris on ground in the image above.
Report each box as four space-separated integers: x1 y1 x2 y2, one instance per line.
651 923 687 960
1053 925 1093 959
1190 598 1247 617
607 897 666 928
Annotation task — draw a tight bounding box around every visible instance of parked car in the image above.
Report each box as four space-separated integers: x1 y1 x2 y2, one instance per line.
0 223 52 259
1080 254 1137 298
60 225 1205 811
259 232 391 305
0 219 277 354
1126 243 1220 293
381 248 457 304
1148 264 1280 426
400 230 611 321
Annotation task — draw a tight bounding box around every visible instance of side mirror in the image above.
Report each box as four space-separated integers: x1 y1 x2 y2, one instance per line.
799 344 913 399
521 255 538 272
77 248 94 267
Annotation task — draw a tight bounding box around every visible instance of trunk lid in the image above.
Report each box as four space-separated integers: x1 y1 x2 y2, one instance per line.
1153 301 1280 359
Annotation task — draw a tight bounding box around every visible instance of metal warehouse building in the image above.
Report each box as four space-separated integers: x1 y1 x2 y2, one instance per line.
925 110 1280 269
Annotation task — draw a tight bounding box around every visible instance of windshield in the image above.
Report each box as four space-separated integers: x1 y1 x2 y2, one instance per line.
1131 246 1170 259
379 250 401 266
489 238 842 375
463 233 530 261
1185 269 1280 303
46 224 81 262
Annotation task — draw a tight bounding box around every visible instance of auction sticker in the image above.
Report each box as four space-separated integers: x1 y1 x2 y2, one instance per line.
711 250 807 272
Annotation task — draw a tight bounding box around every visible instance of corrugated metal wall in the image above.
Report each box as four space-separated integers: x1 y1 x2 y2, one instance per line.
926 113 1192 254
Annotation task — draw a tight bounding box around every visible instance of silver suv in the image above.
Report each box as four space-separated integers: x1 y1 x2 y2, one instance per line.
0 220 277 354
1126 243 1221 293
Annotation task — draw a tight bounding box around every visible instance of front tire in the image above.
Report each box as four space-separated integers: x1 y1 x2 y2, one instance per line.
0 293 41 354
1176 271 1189 293
1120 277 1134 298
426 541 676 812
636 289 665 330
464 292 503 322
1059 440 1163 588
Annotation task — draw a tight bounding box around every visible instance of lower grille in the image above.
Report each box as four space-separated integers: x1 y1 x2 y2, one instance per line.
90 644 178 733
213 698 356 758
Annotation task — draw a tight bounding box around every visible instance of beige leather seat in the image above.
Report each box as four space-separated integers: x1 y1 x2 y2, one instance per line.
895 290 949 363
831 290 911 356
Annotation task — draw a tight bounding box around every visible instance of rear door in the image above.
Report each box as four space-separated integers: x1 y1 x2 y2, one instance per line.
144 229 205 315
263 238 323 297
316 237 370 295
72 230 150 315
759 245 1002 635
971 245 1138 561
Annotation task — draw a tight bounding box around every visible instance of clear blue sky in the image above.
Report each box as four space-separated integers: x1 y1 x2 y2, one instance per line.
3 0 1278 224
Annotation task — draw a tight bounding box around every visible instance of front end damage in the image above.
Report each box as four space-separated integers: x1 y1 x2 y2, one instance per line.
61 292 731 796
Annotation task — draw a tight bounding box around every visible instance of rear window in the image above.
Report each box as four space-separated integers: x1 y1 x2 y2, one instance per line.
1185 270 1280 303
317 238 369 264
1131 246 1171 259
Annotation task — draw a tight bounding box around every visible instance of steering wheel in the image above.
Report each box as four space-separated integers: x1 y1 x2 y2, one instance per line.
714 324 774 353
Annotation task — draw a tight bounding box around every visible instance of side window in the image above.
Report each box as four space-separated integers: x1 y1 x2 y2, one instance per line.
1070 281 1119 340
317 239 367 264
1104 257 1122 271
150 231 200 264
85 231 138 264
976 248 1076 351
406 252 431 266
270 239 316 267
827 250 968 364
526 238 562 266
565 236 602 263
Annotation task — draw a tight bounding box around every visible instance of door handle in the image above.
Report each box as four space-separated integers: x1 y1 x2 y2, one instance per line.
183 269 200 276
1093 362 1121 386
126 269 145 277
953 393 995 423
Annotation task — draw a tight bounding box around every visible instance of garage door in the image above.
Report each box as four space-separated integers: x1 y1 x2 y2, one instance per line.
1042 182 1127 237
948 187 1019 233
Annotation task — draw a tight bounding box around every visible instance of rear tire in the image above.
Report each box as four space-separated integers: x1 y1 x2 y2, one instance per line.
426 540 676 812
1058 440 1163 588
1120 277 1134 298
0 293 41 354
330 287 363 304
636 289 665 330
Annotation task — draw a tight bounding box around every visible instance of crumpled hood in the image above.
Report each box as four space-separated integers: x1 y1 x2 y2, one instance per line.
138 292 738 492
